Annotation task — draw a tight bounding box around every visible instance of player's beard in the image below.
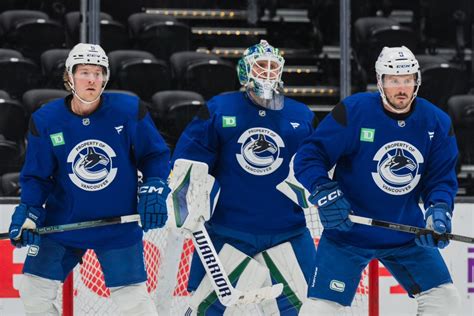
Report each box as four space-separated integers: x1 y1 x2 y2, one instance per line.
386 92 412 113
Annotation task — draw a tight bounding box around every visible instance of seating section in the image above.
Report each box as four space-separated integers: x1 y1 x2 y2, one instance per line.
170 51 237 100
0 1 472 195
150 90 205 150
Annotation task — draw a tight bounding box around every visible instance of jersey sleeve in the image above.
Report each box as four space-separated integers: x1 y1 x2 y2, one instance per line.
294 101 355 193
132 102 171 180
171 100 219 170
20 117 56 207
420 119 459 210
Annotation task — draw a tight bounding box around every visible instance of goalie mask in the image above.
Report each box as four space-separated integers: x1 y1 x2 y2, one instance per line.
237 40 285 110
375 46 421 113
65 43 109 104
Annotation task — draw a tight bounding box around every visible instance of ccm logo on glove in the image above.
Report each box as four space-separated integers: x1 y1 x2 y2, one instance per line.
138 186 165 194
317 189 343 207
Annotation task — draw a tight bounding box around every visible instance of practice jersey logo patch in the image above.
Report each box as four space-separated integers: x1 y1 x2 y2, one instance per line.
50 132 65 146
222 116 236 127
236 127 285 176
371 141 423 195
67 139 117 191
360 128 375 142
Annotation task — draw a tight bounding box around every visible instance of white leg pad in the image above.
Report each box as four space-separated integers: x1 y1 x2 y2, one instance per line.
109 282 158 316
256 242 308 304
415 283 461 316
299 298 344 315
19 274 60 316
189 243 272 315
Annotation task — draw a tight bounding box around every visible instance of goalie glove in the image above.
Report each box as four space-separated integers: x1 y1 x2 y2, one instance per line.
137 177 170 232
9 204 45 248
309 181 353 231
415 203 452 249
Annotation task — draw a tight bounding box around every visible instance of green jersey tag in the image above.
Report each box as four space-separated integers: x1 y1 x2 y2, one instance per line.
50 132 65 146
360 128 375 142
222 116 236 128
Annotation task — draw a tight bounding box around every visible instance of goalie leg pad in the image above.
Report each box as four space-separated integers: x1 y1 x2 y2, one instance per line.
109 282 158 316
19 274 60 315
299 298 344 315
188 243 271 316
415 283 460 315
254 233 316 315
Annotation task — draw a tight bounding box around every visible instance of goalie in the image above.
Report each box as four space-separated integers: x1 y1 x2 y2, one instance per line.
169 40 319 315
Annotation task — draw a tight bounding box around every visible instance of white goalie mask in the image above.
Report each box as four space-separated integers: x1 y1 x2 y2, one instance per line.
237 40 285 110
375 46 421 113
65 43 109 104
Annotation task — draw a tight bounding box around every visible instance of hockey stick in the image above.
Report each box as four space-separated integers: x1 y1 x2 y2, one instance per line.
349 215 474 244
276 160 474 245
169 158 283 307
0 214 140 240
189 219 283 307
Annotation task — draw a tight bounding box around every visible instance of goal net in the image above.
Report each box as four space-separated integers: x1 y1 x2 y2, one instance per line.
60 206 378 315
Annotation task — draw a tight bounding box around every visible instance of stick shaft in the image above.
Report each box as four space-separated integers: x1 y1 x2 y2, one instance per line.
0 214 140 240
191 220 237 306
349 215 474 244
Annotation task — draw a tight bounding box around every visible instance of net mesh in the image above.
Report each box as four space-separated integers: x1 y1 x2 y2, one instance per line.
61 206 374 315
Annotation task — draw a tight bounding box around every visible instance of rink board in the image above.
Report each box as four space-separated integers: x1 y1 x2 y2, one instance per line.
0 198 473 315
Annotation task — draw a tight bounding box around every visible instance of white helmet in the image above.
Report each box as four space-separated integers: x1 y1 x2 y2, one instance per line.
375 46 421 112
66 43 109 80
65 43 109 104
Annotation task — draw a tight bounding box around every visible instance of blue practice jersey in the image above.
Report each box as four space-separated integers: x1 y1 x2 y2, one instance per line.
294 92 458 248
172 92 316 234
20 92 170 249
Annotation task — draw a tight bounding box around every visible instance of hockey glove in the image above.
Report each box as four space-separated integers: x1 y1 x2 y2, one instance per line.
9 204 45 248
415 203 452 249
309 181 353 231
138 177 170 232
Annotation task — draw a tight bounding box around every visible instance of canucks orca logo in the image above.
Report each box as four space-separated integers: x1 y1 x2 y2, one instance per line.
372 141 423 195
74 147 110 182
236 127 285 175
67 139 117 191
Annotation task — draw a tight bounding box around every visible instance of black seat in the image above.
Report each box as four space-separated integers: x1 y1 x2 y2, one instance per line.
417 55 469 111
104 89 138 97
0 95 28 142
0 48 23 59
170 51 237 100
22 89 69 115
0 90 11 100
40 49 70 89
150 90 205 149
108 50 171 101
354 16 418 82
64 11 129 52
128 13 191 60
0 140 23 175
447 95 474 166
0 50 42 99
0 10 65 62
1 172 20 196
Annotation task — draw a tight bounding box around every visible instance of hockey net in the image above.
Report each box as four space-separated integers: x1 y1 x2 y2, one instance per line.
60 206 379 315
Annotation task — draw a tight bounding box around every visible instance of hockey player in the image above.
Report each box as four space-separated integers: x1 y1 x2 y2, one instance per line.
295 46 461 315
8 43 170 316
170 40 319 315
